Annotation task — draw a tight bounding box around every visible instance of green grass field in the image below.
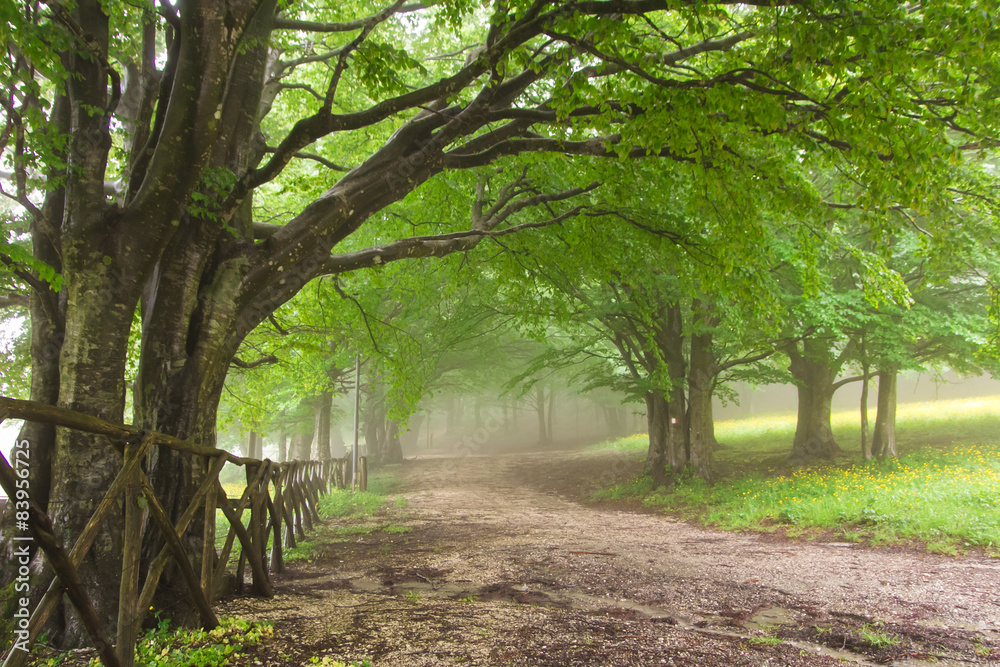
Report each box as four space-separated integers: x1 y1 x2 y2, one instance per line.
590 395 1000 555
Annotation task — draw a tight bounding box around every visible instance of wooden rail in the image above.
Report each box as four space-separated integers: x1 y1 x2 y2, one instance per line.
0 397 367 667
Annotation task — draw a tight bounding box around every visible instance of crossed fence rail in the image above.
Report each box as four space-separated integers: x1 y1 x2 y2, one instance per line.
0 397 367 667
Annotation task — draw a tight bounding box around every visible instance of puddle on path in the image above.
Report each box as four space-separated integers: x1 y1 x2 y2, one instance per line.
915 615 1000 641
746 605 798 630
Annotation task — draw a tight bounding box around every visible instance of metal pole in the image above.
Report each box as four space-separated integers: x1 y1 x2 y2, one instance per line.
352 355 360 493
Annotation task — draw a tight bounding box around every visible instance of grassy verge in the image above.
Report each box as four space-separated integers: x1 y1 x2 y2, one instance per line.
33 617 371 666
215 471 406 556
590 396 1000 555
265 471 410 562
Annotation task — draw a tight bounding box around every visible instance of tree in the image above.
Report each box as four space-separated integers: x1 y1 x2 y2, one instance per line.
2 0 998 646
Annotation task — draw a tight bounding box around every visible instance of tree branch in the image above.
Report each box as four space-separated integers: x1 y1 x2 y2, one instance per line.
272 2 427 33
322 208 587 275
262 146 350 171
833 374 865 390
230 354 279 369
42 0 122 114
443 134 704 169
0 294 29 309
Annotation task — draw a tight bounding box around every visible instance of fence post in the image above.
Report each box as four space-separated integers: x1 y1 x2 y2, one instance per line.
0 450 122 667
295 462 313 533
116 439 145 667
201 455 218 603
245 461 269 596
269 466 284 573
214 484 273 598
279 464 297 548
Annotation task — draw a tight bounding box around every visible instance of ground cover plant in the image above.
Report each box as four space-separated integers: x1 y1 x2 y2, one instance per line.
591 396 1000 555
33 617 275 666
27 472 404 666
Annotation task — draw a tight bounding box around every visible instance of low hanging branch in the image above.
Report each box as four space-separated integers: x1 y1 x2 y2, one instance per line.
322 182 600 275
0 294 28 309
230 354 279 369
272 1 426 33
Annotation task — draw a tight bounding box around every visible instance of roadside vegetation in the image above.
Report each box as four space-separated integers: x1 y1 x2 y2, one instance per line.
216 470 407 561
30 475 403 666
591 396 1000 555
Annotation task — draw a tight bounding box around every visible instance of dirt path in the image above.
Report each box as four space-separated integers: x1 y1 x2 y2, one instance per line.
221 449 1000 666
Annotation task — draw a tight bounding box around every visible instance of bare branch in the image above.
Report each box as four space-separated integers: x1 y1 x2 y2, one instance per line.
322 207 588 275
833 374 865 390
443 134 704 169
272 2 427 33
274 47 348 75
230 354 279 369
331 280 383 354
262 146 350 171
0 294 29 309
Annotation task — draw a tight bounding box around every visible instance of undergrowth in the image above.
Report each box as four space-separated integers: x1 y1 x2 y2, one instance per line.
590 396 1000 555
213 471 406 560
31 616 373 666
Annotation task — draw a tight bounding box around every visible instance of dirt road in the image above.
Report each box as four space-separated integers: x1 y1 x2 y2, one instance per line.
221 449 1000 666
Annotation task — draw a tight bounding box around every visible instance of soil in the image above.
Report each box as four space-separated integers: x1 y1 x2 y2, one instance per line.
212 448 1000 666
40 446 1000 666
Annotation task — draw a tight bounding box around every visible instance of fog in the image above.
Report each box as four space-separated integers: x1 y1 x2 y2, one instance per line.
6 371 1000 499
331 371 1000 460
714 371 1000 421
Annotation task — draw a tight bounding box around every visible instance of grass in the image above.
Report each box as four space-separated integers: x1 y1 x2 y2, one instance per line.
590 395 1000 555
213 471 408 561
34 617 373 666
857 623 900 649
35 617 274 666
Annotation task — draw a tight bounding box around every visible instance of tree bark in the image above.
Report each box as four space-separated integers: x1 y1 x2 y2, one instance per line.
860 372 872 461
871 365 898 458
644 391 670 488
662 302 687 469
547 389 556 444
313 392 333 460
602 405 626 439
290 431 312 461
687 304 716 480
787 338 843 460
277 427 287 463
383 419 404 464
535 385 549 445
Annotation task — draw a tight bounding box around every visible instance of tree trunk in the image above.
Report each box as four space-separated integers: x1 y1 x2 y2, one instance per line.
277 428 288 463
871 366 898 458
48 267 139 644
243 430 263 459
662 302 687 469
602 405 625 439
547 389 555 444
644 391 670 487
535 385 549 445
364 391 399 466
383 419 404 464
313 392 333 460
787 338 842 460
330 427 345 459
687 313 716 480
860 370 872 461
290 431 312 461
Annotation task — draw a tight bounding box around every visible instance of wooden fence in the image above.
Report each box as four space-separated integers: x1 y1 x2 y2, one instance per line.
0 397 368 667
